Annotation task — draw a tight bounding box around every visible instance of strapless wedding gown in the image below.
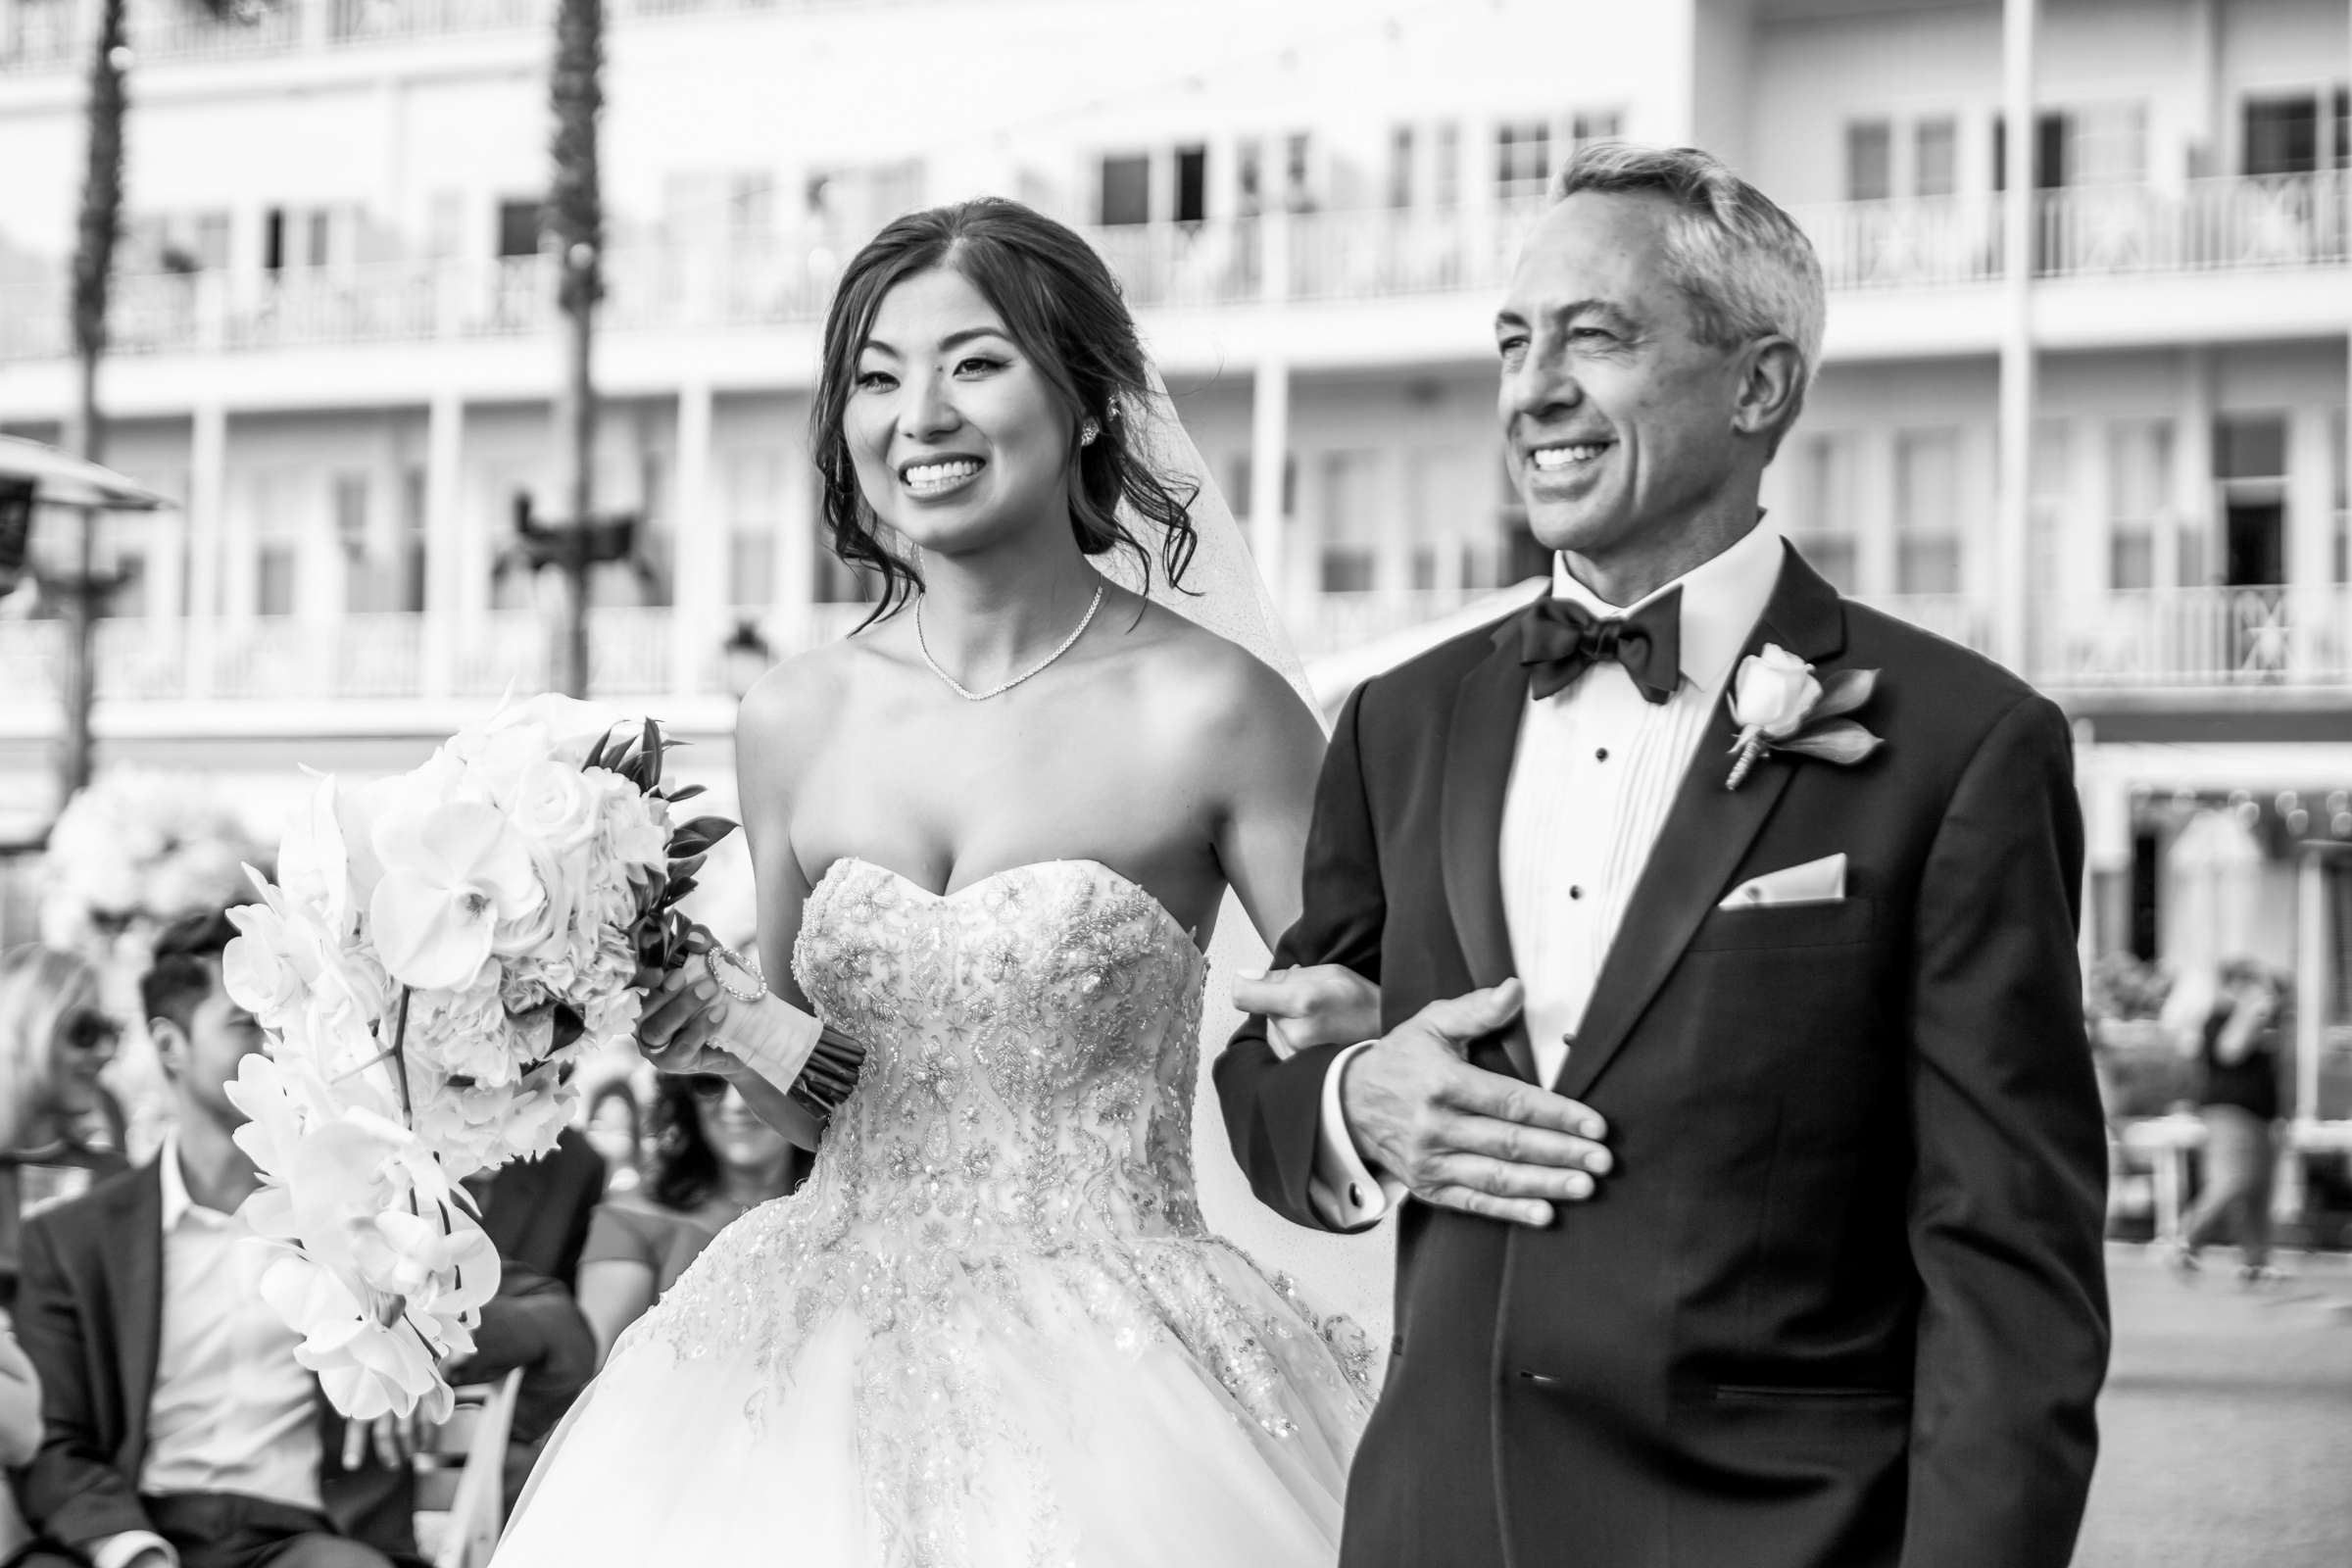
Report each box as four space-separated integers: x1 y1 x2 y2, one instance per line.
495 858 1375 1566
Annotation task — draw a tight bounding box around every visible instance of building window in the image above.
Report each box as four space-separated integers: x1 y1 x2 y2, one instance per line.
1494 120 1551 201
722 448 786 608
1174 146 1207 223
396 464 427 613
2107 420 2174 590
1844 120 1893 202
2242 90 2352 175
1433 122 1460 208
1388 125 1415 210
1914 117 1959 198
2069 103 2146 185
1284 132 1314 212
1894 430 1963 595
497 199 541 259
1098 154 1151 226
1789 434 1859 591
1229 451 1297 521
253 481 299 618
2332 412 2348 583
1318 451 1381 594
1235 140 1263 218
1569 110 1621 147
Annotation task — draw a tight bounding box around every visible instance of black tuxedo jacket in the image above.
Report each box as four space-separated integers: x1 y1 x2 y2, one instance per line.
11 1159 414 1555
1217 548 2110 1568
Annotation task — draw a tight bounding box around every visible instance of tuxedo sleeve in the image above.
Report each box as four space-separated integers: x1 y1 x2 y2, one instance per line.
1214 683 1389 1233
14 1214 155 1548
1901 694 2110 1568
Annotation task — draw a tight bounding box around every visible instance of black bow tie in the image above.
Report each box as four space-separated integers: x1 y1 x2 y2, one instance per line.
1517 588 1683 705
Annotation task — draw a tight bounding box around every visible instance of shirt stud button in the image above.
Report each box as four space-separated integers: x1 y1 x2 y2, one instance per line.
1569 886 1584 900
1595 748 1609 761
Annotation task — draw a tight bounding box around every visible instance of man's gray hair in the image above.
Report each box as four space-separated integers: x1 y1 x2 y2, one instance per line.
1552 142 1825 391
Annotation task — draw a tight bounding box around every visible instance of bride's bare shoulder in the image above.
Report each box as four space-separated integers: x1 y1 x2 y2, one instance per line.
736 613 909 754
1117 597 1318 748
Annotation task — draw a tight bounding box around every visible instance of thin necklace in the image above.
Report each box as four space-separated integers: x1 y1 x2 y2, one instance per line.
915 584 1104 702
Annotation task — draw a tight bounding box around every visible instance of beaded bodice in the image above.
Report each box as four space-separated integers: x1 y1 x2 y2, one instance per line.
789 856 1212 1250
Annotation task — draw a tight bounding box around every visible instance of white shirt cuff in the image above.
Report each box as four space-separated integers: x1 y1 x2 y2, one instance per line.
91 1530 176 1568
1308 1042 1405 1231
726 995 827 1100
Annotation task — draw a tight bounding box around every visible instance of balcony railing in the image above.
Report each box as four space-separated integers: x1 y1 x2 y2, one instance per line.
1792 172 2349 291
0 0 848 74
6 584 2338 711
4 173 2340 367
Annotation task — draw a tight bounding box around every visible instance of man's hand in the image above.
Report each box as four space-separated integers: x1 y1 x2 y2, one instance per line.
1231 964 1382 1055
1339 979 1611 1228
341 1406 429 1470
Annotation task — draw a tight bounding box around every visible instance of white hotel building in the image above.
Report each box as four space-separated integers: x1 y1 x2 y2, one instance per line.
0 0 2347 1063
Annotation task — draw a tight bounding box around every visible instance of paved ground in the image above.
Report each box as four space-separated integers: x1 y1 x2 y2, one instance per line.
2075 1246 2352 1566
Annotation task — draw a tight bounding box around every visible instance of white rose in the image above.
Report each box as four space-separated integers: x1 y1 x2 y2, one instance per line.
1730 644 1823 741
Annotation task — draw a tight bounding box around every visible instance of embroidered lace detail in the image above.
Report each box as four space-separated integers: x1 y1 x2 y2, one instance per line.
626 858 1375 1568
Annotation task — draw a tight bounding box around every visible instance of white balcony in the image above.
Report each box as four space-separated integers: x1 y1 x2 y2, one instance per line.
4 174 2340 373
0 0 792 74
1796 173 2351 292
3 585 2341 719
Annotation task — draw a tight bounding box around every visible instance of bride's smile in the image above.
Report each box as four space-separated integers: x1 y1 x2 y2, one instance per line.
847 266 1081 560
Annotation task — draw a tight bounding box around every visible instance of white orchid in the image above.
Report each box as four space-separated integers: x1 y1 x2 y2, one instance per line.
368 801 547 991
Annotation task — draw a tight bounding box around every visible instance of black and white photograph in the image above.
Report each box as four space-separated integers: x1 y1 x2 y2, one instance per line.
0 2 2347 1565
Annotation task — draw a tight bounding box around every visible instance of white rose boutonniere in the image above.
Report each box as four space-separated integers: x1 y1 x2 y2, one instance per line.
1725 645 1885 790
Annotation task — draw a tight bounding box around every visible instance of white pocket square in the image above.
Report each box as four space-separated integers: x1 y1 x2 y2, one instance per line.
1719 853 1846 909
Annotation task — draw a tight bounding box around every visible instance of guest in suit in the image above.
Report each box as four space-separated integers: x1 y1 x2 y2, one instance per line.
12 910 416 1568
574 1073 809 1365
0 947 132 1309
1219 142 2110 1568
466 1124 606 1292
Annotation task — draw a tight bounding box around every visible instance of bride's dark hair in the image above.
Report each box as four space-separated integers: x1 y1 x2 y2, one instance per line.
810 197 1199 625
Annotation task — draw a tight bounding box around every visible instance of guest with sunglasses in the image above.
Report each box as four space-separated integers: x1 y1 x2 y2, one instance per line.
0 947 131 1309
573 1073 809 1366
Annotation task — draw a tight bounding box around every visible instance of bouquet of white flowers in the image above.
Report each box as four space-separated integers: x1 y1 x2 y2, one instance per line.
222 694 738 1420
39 768 260 961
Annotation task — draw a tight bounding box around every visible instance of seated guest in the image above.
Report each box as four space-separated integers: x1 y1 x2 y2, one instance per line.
466 1123 606 1293
580 1079 642 1196
574 1074 808 1366
13 911 416 1568
0 1306 44 1561
0 947 132 1309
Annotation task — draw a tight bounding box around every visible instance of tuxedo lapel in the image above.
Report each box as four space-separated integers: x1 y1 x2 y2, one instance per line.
1441 621 1537 1083
101 1161 167 1472
1550 548 1848 1103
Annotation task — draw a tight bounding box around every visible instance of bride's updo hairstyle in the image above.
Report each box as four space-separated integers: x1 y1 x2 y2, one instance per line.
811 197 1199 622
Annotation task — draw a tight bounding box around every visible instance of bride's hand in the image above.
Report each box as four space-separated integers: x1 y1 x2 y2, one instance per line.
1230 964 1382 1055
634 961 753 1078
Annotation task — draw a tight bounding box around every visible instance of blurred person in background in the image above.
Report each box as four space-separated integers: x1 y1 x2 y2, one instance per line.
2174 958 2289 1285
0 947 131 1310
12 910 419 1568
572 1074 808 1367
579 1079 642 1196
0 1304 46 1561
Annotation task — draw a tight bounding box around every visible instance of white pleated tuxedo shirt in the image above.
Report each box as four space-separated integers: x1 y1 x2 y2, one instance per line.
1310 521 1788 1229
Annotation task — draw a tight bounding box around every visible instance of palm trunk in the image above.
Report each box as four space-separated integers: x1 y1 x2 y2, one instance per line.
546 0 605 699
59 0 127 808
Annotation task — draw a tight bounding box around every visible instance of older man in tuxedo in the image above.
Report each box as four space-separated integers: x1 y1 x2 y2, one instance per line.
1219 143 2110 1568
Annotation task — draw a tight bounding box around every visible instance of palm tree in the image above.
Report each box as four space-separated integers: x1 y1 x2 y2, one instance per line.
545 0 607 699
55 1 270 810
55 0 128 807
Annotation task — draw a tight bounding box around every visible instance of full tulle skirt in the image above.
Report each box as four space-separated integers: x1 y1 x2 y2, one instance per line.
493 1208 1371 1567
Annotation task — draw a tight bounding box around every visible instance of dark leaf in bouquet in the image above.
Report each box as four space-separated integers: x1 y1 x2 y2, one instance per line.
549 1004 586 1055
664 783 708 805
667 852 709 884
582 730 612 772
672 815 736 851
641 719 662 787
662 876 700 906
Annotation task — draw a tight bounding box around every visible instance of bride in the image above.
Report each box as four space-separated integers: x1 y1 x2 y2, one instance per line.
492 199 1378 1566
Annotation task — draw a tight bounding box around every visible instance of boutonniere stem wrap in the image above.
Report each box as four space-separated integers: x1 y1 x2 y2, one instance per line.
1725 645 1885 791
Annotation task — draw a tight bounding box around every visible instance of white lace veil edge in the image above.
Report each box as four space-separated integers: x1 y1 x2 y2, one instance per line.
1099 368 1319 724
